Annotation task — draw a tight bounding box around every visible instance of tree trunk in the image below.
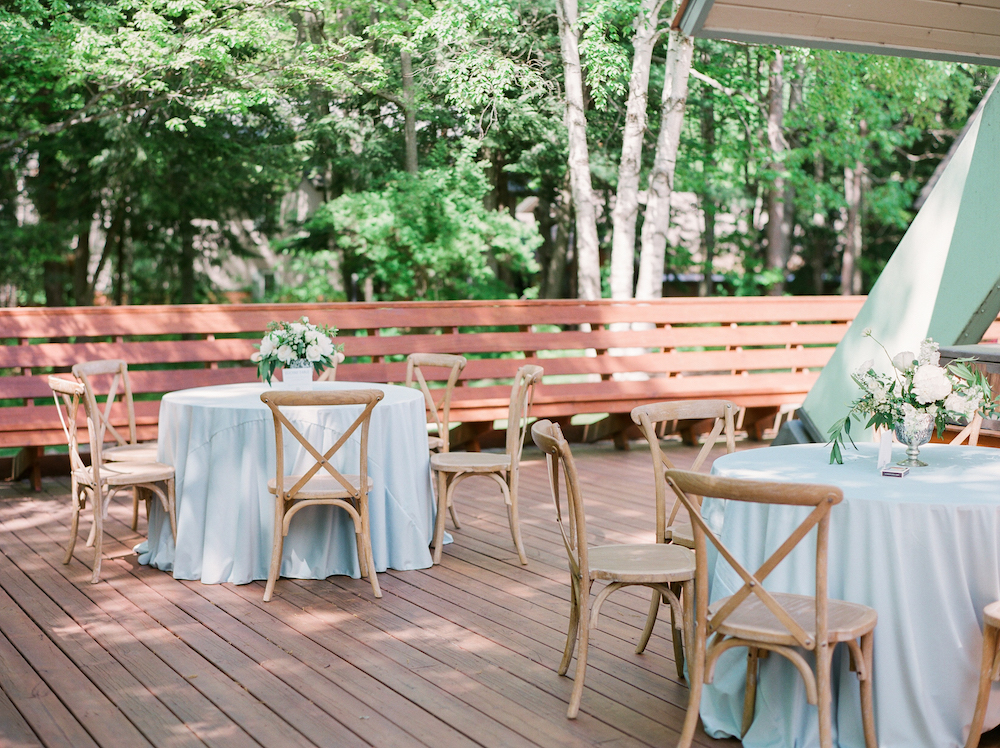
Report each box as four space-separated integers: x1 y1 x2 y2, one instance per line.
698 62 716 298
401 48 418 174
764 51 790 296
73 222 92 305
634 26 694 300
555 0 601 300
179 213 196 304
609 0 665 300
841 161 864 295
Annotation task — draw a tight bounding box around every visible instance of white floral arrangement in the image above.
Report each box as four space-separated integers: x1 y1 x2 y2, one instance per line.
828 330 996 463
251 316 342 385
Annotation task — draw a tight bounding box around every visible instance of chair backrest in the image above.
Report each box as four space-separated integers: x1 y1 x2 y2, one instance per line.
664 469 842 651
531 419 588 582
506 364 544 479
260 389 384 500
404 353 468 452
950 412 983 447
632 400 737 542
49 375 104 485
316 351 347 382
71 359 137 449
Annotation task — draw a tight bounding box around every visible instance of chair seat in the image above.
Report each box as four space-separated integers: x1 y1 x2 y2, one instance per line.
710 592 877 647
431 452 510 472
267 473 373 499
75 460 174 487
104 442 159 462
668 520 693 548
427 435 445 451
588 543 695 583
984 600 1000 629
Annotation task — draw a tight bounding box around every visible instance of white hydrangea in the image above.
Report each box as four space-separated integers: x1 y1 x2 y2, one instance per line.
912 364 952 404
918 338 940 367
945 391 980 419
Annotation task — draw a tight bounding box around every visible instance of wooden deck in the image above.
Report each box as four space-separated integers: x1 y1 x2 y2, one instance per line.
0 437 994 748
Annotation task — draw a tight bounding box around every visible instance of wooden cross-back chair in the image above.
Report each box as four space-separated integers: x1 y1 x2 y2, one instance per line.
429 364 543 565
49 376 176 584
531 420 695 719
631 400 736 672
664 469 877 748
405 353 468 453
966 600 1000 748
315 351 347 382
259 388 384 602
950 412 983 446
72 359 159 530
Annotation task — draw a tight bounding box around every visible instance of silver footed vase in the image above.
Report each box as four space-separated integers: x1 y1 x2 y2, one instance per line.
894 413 935 467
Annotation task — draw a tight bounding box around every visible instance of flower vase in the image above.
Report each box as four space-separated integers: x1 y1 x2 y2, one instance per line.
894 413 935 467
281 360 314 391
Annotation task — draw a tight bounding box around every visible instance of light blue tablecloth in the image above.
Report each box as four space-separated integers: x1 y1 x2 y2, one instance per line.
138 382 436 583
705 442 1000 748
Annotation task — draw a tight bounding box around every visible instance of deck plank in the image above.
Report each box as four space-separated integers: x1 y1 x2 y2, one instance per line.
0 440 748 748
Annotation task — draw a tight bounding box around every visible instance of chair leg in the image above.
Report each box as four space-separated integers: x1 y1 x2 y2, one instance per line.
431 470 449 564
677 587 705 748
967 624 997 748
359 499 381 599
860 631 878 748
166 477 177 542
636 588 660 655
671 588 686 679
742 647 760 737
131 486 140 531
567 580 591 719
89 488 104 584
448 500 461 530
65 481 82 565
263 500 285 602
505 479 528 566
816 642 834 748
559 578 582 676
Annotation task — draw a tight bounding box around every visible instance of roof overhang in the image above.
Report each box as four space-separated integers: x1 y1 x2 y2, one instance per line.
675 0 1000 67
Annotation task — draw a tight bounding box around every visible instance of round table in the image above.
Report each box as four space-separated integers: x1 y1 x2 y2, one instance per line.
704 442 1000 748
138 382 436 584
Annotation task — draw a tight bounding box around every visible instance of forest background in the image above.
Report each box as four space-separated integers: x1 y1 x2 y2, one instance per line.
1 0 995 307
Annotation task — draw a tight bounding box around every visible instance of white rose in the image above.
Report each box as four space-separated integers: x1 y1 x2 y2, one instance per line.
250 351 262 362
918 338 940 367
259 337 275 357
277 344 296 364
305 344 322 362
912 364 952 404
305 329 321 345
317 335 334 355
892 351 916 371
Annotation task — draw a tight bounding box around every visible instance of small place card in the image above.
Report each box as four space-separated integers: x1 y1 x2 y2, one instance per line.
881 466 909 478
877 430 893 472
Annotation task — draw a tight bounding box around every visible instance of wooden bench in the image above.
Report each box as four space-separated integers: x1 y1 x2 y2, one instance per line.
2 296 882 487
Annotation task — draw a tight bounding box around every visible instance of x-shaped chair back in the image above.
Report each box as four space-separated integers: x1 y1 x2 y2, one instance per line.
260 389 384 501
664 469 842 651
531 419 588 582
71 359 137 452
505 365 544 488
49 376 94 478
632 400 736 543
405 353 467 452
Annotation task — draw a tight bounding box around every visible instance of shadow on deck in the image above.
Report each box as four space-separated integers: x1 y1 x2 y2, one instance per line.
1 437 993 747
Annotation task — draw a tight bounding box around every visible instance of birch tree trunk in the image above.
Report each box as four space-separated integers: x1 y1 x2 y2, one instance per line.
841 121 867 295
764 51 790 295
609 0 666 300
634 27 693 300
401 48 418 174
555 0 601 300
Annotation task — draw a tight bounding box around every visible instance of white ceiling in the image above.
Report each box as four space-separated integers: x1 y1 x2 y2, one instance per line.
675 0 1000 66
